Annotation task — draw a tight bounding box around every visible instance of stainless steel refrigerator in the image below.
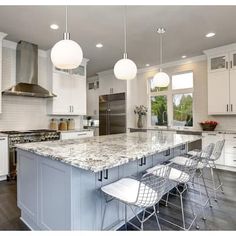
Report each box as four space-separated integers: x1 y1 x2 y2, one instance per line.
99 92 126 135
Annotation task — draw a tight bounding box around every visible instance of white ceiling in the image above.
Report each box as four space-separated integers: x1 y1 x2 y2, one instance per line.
0 5 236 77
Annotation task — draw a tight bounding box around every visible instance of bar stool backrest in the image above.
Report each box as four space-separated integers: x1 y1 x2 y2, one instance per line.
198 143 215 167
211 139 225 161
181 155 199 181
135 165 170 208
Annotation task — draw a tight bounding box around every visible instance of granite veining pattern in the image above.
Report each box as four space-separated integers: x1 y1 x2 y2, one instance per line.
16 131 201 172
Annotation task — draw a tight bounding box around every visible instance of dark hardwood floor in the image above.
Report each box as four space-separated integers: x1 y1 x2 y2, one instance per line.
0 169 236 231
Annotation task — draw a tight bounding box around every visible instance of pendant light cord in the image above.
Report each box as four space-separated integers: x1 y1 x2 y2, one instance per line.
123 6 127 58
65 5 68 33
160 33 162 66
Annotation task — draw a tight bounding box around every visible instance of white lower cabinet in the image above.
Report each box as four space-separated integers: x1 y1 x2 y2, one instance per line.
0 136 8 180
202 132 236 168
60 130 94 140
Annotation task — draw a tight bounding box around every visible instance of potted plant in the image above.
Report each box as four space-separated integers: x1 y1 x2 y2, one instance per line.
199 120 218 131
134 105 148 128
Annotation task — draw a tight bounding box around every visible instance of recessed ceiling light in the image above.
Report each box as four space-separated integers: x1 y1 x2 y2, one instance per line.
146 64 150 67
205 32 215 38
96 43 103 48
50 24 59 30
182 55 187 59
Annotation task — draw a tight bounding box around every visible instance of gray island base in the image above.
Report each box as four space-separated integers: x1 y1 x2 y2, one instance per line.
16 131 201 230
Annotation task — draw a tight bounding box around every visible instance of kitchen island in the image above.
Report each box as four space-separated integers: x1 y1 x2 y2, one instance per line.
16 131 201 230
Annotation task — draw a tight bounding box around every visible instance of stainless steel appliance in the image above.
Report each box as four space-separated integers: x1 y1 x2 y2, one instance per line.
0 129 60 180
2 41 55 98
99 93 126 135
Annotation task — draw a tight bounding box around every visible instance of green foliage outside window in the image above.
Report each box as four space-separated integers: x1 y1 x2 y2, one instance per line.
151 96 168 126
173 94 193 126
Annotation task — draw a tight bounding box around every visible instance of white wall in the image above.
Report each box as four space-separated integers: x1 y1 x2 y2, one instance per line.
0 41 83 131
86 72 127 118
127 58 236 131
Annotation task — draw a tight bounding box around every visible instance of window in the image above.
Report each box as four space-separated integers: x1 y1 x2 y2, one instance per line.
173 93 193 127
151 96 168 126
172 72 193 90
148 71 194 128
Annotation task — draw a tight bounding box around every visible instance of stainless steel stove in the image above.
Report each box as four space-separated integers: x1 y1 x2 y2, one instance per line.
1 129 60 180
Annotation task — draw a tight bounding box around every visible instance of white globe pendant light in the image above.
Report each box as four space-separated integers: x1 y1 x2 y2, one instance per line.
51 6 83 70
114 7 137 80
152 28 170 88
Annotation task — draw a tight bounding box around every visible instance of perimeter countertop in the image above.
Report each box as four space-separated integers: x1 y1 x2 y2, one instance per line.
16 131 201 172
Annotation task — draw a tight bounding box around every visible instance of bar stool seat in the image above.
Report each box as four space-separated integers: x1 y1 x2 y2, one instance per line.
147 165 190 183
101 178 158 206
171 156 205 169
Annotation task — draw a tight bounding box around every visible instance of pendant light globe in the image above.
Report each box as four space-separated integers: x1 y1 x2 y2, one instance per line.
114 56 137 80
152 27 170 88
50 6 83 70
114 6 137 80
51 38 83 70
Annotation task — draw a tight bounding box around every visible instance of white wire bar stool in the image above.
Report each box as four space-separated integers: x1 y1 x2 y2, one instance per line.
146 155 200 231
188 140 225 201
169 143 215 220
101 165 171 231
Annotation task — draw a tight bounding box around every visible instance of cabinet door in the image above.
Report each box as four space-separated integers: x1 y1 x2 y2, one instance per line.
72 77 87 115
208 54 228 73
100 167 121 230
208 71 230 114
49 73 71 115
0 137 8 177
229 69 236 114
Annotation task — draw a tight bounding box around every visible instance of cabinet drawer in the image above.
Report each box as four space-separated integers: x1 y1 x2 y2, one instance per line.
224 134 236 140
224 153 236 167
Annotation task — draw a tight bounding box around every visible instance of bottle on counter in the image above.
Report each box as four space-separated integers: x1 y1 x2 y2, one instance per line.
67 118 75 130
50 118 58 130
58 118 68 131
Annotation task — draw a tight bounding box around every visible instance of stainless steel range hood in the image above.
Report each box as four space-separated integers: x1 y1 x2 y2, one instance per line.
2 41 56 98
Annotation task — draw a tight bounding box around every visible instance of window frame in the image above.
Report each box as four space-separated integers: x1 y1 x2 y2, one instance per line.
148 70 194 129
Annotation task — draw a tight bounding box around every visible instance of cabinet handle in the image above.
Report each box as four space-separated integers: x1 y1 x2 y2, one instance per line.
231 104 233 112
98 171 103 181
0 138 6 141
226 61 228 69
164 148 170 156
208 133 217 136
72 106 74 113
143 157 146 165
139 158 143 166
104 169 109 180
227 104 229 112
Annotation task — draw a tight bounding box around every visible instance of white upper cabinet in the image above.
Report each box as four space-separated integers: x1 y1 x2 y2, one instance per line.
204 44 236 115
47 56 88 116
0 32 7 114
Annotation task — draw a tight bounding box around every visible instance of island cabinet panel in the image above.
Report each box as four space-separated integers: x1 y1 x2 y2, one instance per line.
100 167 122 230
71 168 103 230
173 144 187 156
38 157 72 230
17 150 38 227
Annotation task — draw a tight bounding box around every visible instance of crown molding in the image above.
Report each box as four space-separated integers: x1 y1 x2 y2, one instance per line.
95 54 206 79
203 43 236 56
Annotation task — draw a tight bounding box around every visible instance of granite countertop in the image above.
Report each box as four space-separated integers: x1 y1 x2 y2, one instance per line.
16 131 201 173
129 127 236 134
